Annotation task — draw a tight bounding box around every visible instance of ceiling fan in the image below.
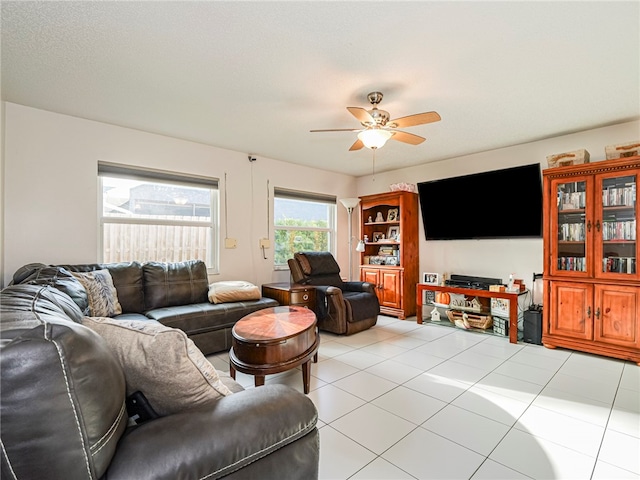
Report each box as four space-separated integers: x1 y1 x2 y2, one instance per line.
310 91 441 151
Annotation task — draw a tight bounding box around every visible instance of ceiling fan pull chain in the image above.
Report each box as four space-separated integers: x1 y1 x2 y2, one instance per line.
372 149 376 181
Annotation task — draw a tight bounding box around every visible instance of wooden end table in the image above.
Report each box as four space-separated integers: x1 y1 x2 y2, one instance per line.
229 306 319 394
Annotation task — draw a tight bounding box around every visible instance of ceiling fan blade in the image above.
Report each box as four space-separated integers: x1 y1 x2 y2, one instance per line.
347 107 374 124
349 138 364 151
388 111 441 128
391 130 426 145
310 128 361 132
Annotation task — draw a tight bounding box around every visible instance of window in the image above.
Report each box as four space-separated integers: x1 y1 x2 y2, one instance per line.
274 187 336 268
99 163 218 269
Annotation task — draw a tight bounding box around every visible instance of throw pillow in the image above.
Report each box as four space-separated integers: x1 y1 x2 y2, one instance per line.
208 280 261 304
81 317 233 416
72 269 122 317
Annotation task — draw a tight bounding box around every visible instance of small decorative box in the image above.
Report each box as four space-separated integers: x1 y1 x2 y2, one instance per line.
605 142 640 160
546 149 590 168
493 316 509 336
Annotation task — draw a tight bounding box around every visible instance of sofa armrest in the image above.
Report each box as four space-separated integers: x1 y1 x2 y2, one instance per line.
105 385 318 480
342 281 376 295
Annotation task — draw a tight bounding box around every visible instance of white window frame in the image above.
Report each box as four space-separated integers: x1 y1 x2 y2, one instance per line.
98 162 219 272
273 187 337 270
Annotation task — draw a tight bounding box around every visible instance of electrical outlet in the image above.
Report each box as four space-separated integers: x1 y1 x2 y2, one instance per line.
259 238 270 249
224 238 237 249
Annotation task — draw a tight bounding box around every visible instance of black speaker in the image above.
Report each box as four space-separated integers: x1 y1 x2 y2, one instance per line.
523 308 543 345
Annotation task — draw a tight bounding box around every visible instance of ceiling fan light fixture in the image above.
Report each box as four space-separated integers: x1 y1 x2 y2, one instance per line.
357 128 393 149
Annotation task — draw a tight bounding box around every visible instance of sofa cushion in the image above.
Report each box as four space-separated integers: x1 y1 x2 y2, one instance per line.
208 281 261 304
81 317 233 416
18 266 90 315
295 252 341 275
0 284 85 324
143 260 209 310
72 269 123 317
62 262 145 314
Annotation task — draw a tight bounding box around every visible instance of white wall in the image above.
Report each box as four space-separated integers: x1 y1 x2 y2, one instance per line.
357 120 640 289
1 103 357 286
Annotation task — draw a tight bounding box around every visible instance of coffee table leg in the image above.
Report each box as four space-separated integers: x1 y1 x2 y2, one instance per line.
302 360 312 394
254 375 265 387
229 363 236 380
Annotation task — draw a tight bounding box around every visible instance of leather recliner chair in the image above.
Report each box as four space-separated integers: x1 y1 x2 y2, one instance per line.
288 252 379 335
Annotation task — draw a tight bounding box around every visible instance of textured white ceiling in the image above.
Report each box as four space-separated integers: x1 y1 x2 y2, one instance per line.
2 1 639 176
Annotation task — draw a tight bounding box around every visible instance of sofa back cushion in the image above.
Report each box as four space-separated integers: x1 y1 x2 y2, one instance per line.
0 284 85 324
143 260 209 310
62 262 145 314
18 266 90 315
0 286 128 479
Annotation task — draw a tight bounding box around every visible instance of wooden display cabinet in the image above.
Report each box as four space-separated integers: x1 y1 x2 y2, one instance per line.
542 156 640 363
358 191 419 319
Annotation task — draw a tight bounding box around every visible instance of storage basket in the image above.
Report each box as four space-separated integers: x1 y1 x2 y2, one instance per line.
605 142 640 160
546 149 590 168
446 310 493 329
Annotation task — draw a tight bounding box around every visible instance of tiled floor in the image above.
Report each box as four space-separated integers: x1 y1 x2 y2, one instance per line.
208 315 640 480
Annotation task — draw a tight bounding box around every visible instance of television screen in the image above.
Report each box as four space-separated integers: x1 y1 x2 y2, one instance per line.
417 163 543 240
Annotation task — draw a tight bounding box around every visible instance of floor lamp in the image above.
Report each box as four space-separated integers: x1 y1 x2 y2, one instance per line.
339 198 360 281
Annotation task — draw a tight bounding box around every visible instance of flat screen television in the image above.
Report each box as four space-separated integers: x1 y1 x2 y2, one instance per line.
417 163 543 240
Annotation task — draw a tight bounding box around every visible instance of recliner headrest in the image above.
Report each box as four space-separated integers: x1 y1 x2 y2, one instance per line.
294 252 340 276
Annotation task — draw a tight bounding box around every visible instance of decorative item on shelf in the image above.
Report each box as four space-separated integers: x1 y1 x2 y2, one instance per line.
372 232 385 242
389 182 417 193
386 208 399 222
449 295 483 312
435 291 450 305
375 212 384 222
367 215 373 223
446 310 493 330
546 149 590 168
387 226 399 240
605 141 640 160
430 306 441 322
385 256 399 266
422 272 440 285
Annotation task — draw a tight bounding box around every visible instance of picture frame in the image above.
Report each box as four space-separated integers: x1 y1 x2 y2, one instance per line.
387 226 399 241
422 272 440 285
387 208 399 222
372 232 385 242
385 256 399 266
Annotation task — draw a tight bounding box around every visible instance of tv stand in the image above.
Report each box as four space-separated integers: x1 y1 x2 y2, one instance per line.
416 284 524 344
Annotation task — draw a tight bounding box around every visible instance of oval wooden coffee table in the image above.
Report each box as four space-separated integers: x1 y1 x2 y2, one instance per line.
229 306 319 394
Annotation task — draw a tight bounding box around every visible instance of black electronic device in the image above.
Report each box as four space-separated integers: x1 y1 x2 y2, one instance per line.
417 164 543 240
523 308 543 345
445 274 503 290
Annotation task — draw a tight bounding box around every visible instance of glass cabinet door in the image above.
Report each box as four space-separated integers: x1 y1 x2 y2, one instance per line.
595 172 638 279
551 176 592 276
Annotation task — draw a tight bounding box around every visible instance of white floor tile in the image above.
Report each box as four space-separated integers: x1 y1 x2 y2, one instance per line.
490 428 596 479
493 359 558 386
384 334 427 350
508 348 567 371
350 457 415 479
403 370 469 403
392 348 446 371
360 340 409 359
450 349 509 371
514 404 605 457
422 404 510 456
592 460 640 479
620 363 640 392
610 387 640 438
364 358 424 385
467 339 524 360
372 385 447 425
332 371 397 402
318 426 376 480
427 358 493 386
470 459 532 479
307 384 365 423
311 357 359 383
452 385 530 426
474 371 543 404
316 339 355 360
533 385 612 427
599 429 640 475
545 372 618 405
333 349 386 370
330 403 416 455
382 427 486 479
